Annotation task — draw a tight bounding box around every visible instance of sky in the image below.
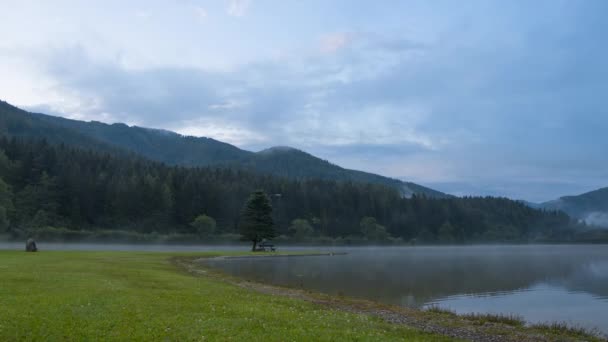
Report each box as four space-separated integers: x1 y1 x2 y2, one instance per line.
0 0 607 202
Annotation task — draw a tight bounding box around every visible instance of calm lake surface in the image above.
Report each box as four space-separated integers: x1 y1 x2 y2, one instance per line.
206 245 608 335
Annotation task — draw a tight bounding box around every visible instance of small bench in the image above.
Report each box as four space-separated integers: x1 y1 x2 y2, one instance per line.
256 242 276 252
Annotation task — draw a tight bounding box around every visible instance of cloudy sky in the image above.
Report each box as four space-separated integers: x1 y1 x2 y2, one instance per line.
1 0 607 202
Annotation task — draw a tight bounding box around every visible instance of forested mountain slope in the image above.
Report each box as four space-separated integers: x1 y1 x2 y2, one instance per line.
0 100 251 165
541 187 608 227
0 100 444 197
0 137 581 242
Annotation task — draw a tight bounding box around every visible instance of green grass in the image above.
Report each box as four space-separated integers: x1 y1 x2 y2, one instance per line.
529 322 600 339
424 306 457 316
424 306 526 327
0 251 452 341
422 305 602 340
461 313 525 327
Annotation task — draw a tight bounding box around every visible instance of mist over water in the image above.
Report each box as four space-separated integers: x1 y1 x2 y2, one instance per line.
0 242 339 252
584 212 608 228
206 245 608 335
0 242 250 252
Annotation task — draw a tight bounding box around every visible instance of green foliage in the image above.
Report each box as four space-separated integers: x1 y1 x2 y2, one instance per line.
288 218 314 240
0 206 8 232
240 190 276 250
0 148 13 177
416 228 436 243
360 217 391 241
481 224 520 242
0 137 589 243
7 226 244 243
29 210 51 229
0 177 13 209
190 214 217 237
438 221 455 242
0 177 13 232
25 226 91 241
15 171 59 225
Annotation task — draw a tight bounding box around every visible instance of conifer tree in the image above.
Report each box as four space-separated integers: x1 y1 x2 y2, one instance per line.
240 190 275 251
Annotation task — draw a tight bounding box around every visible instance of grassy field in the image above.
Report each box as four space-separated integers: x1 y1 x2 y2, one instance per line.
0 250 454 341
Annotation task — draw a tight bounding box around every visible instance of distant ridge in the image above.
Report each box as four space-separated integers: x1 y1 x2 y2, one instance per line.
539 187 608 227
0 100 446 197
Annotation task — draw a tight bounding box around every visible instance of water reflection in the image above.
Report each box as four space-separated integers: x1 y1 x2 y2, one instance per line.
206 245 608 334
430 284 608 334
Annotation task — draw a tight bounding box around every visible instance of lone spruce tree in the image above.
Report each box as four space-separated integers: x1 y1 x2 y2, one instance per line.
240 190 275 251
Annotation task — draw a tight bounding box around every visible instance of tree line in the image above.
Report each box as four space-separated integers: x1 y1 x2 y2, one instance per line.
0 137 583 243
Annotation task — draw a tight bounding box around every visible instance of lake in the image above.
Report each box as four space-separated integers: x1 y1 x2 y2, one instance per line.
205 245 608 335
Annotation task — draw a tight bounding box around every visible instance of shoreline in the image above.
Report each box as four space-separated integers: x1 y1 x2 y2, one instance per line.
2 248 604 341
4 250 451 341
3 239 608 249
203 251 348 261
179 253 605 342
3 241 608 254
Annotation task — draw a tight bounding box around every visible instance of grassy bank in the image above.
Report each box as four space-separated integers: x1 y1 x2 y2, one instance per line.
191 258 603 342
1 250 602 341
0 250 452 341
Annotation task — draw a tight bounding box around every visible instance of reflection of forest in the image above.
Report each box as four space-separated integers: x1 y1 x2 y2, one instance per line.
208 246 608 307
557 260 608 298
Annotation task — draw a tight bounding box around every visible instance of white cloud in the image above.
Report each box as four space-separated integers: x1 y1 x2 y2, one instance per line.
193 6 208 20
172 118 269 146
226 0 251 17
135 10 151 19
208 99 248 110
319 32 355 53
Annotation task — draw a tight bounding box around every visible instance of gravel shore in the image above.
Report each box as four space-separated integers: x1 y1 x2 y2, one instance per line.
178 257 604 342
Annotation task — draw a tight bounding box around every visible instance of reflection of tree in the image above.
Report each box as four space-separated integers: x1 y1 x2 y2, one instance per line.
208 246 608 307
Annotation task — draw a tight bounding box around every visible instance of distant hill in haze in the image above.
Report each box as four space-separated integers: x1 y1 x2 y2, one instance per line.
0 100 445 197
540 187 608 227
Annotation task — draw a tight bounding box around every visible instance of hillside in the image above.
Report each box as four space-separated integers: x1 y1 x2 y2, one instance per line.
0 100 251 166
245 146 444 197
0 137 580 242
541 187 608 227
0 100 444 197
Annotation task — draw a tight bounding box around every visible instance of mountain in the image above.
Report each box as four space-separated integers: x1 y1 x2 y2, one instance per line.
540 187 608 227
248 147 442 197
0 100 445 197
0 100 251 165
0 137 580 242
